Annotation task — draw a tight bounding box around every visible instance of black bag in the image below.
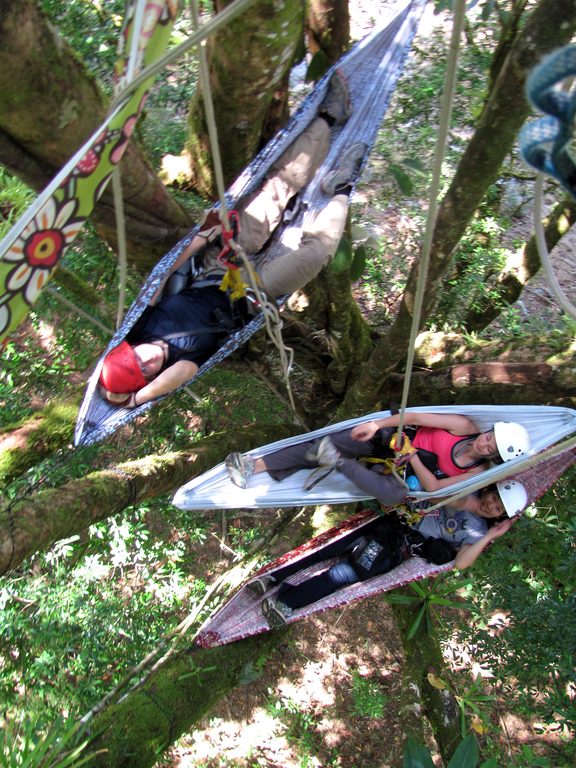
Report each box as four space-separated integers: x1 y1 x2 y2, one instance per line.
348 518 410 580
405 529 457 565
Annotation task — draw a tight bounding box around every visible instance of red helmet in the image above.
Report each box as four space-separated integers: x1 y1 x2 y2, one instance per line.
99 341 146 394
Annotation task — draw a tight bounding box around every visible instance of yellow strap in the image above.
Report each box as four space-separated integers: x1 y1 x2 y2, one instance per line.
219 268 248 300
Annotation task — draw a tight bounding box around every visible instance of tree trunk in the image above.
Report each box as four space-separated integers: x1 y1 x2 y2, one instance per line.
184 0 305 197
0 390 80 487
0 422 299 574
462 196 576 331
339 0 576 415
303 265 373 399
307 0 350 64
0 0 192 270
390 594 463 762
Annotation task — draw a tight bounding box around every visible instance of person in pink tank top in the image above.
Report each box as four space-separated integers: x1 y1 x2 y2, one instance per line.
225 411 531 504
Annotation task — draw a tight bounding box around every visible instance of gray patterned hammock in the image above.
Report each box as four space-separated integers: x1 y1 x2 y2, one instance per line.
172 405 576 510
192 443 576 648
74 0 426 446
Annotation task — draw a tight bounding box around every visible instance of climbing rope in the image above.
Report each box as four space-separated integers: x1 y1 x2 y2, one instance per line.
519 44 576 321
392 0 467 456
189 0 298 412
111 169 129 329
532 173 576 320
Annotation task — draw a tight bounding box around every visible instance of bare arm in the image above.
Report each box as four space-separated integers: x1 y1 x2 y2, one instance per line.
454 518 515 569
132 359 199 406
351 412 480 442
407 453 487 492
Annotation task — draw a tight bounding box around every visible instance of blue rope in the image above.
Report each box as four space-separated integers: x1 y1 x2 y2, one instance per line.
519 45 576 199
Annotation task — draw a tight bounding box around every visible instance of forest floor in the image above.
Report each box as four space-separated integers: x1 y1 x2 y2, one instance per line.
158 2 576 766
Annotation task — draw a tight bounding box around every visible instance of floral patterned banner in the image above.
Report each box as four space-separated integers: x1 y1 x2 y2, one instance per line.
0 0 180 346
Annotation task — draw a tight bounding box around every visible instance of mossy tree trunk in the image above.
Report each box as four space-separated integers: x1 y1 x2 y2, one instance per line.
0 422 298 574
338 0 576 416
390 593 463 762
87 625 283 767
184 0 305 197
0 0 192 270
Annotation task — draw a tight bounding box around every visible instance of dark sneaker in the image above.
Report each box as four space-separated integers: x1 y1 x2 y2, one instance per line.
319 70 352 126
262 597 293 628
225 452 255 489
247 574 277 597
304 436 341 467
321 142 367 196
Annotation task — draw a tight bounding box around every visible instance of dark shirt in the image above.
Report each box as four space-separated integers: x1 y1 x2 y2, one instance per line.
127 286 233 367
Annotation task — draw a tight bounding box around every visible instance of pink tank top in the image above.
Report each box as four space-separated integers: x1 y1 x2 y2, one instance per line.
412 427 481 476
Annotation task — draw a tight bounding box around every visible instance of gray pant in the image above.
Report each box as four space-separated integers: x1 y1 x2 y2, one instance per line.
264 427 407 506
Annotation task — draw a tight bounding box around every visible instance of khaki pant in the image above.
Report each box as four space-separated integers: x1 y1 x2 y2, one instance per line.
203 117 348 298
258 193 348 297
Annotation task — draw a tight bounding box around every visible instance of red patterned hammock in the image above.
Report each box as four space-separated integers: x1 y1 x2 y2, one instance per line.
193 446 576 648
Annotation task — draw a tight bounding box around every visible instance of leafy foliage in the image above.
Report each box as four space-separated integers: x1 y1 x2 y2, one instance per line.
0 500 208 719
0 715 97 768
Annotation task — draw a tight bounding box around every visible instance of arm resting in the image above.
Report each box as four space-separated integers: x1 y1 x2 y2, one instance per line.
454 518 515 569
134 359 199 405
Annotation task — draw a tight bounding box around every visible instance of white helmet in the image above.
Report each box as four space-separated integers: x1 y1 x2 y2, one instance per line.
493 421 530 461
496 479 528 517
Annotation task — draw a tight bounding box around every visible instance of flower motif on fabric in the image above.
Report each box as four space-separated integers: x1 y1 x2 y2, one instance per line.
0 303 11 338
110 94 147 165
4 197 83 305
74 128 121 178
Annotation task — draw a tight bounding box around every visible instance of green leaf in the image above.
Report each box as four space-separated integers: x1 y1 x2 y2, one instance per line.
401 157 428 177
383 593 420 605
447 735 479 768
410 582 427 598
407 603 427 640
305 50 330 83
389 164 413 195
350 244 368 281
330 235 354 273
403 736 436 768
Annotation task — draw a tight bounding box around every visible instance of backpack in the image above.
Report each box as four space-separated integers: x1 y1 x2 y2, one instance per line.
348 517 410 581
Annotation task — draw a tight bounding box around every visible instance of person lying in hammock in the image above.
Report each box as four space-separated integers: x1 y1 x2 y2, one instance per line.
257 479 528 628
99 71 365 408
225 411 531 503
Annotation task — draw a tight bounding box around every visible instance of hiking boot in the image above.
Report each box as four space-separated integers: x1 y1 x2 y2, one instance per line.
247 574 277 597
305 436 341 467
262 597 293 628
225 452 255 489
321 142 367 196
319 70 352 126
